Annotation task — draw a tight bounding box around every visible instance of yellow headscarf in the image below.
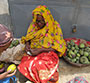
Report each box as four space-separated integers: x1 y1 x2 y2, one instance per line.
21 5 66 57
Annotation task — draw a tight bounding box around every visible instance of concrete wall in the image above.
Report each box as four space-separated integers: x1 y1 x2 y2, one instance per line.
4 0 90 41
0 0 11 30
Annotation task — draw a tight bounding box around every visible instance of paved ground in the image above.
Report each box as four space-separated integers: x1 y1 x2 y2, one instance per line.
59 58 90 83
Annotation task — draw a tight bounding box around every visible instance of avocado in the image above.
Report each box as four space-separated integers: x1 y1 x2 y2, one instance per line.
9 44 13 48
79 43 85 49
12 40 19 46
67 45 71 49
84 52 89 57
76 53 80 57
71 58 76 63
88 55 90 61
80 56 89 64
76 56 80 60
71 47 75 50
79 50 84 55
70 40 75 46
75 44 79 50
74 50 77 54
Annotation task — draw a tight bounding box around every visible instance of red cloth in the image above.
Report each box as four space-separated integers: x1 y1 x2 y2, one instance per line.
18 51 59 83
64 38 80 45
64 38 90 56
64 37 90 46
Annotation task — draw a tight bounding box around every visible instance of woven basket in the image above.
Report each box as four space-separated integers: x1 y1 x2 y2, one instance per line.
0 24 13 54
0 38 13 54
63 38 90 67
63 55 90 67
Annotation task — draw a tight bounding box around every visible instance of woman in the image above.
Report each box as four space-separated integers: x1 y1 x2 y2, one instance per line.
21 5 66 57
18 5 66 83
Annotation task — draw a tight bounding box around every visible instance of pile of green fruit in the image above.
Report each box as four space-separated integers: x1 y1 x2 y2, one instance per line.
65 40 90 64
9 40 20 48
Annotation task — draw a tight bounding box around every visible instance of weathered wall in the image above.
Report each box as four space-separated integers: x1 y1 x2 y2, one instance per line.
8 0 90 40
0 0 11 30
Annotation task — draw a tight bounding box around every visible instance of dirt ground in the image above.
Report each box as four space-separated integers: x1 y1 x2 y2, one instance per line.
59 58 90 83
15 58 90 83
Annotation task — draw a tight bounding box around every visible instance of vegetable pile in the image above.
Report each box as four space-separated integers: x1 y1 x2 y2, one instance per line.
65 40 90 64
9 40 20 48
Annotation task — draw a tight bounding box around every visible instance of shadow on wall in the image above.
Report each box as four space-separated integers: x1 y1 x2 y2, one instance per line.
0 13 12 31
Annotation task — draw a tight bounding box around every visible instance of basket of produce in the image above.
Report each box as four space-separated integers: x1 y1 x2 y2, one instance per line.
63 38 90 67
0 24 13 53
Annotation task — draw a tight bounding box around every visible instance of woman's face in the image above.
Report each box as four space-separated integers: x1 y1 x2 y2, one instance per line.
36 14 46 29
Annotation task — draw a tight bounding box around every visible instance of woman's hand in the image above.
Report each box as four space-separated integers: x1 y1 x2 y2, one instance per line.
46 48 55 51
25 42 30 52
30 48 42 56
30 48 55 56
0 70 16 80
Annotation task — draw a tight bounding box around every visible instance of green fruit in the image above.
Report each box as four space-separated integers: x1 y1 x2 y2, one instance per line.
70 50 75 55
67 45 71 49
79 43 85 49
71 47 75 50
7 64 16 73
80 56 89 64
79 50 84 55
86 47 90 50
0 63 4 69
70 40 75 46
77 53 80 57
72 55 76 58
84 52 89 57
74 50 77 54
88 48 90 51
12 40 19 46
88 55 90 61
75 44 79 50
68 54 72 58
76 56 80 60
68 50 76 58
9 44 13 48
85 47 90 52
71 59 76 63
67 49 69 52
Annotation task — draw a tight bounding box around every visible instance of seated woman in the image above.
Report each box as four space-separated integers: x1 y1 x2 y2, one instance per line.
18 5 66 83
21 5 66 57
